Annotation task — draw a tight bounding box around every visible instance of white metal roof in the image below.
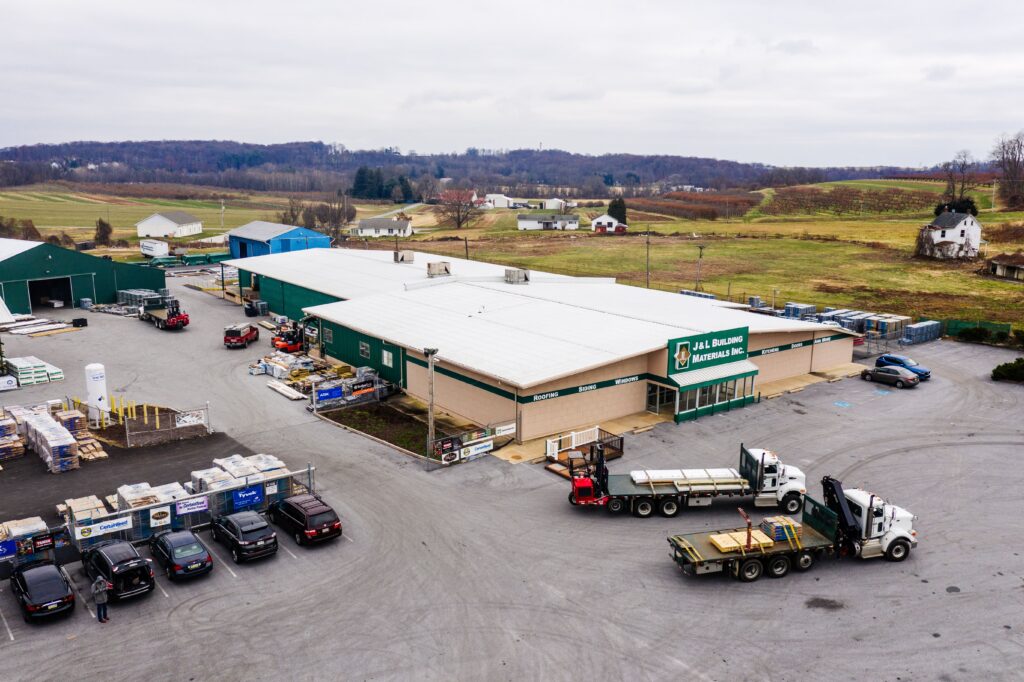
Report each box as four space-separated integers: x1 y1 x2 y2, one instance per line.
225 249 573 300
227 221 302 242
669 359 760 389
0 237 42 262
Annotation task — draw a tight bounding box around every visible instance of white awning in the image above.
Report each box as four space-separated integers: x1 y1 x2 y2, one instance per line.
670 359 759 390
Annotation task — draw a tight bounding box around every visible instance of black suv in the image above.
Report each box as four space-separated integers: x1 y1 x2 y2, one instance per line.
149 530 213 581
81 541 155 600
268 494 342 545
10 561 76 622
211 511 277 563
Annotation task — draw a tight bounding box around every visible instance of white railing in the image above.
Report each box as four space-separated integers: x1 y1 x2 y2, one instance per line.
545 425 600 461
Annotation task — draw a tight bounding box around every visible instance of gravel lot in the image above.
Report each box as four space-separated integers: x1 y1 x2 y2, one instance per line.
1 279 1022 681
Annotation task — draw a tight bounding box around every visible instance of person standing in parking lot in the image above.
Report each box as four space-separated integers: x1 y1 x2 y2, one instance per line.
92 574 109 623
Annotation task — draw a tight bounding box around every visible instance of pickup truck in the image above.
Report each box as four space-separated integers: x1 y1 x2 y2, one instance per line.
224 323 259 348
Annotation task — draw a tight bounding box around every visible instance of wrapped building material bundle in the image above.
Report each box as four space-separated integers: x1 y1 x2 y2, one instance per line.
213 454 260 479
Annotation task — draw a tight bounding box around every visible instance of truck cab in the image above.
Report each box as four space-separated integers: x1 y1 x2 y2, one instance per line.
841 488 917 560
740 446 807 513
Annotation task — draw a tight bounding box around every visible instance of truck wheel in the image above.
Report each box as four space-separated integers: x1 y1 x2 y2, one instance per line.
885 539 910 562
633 498 654 518
781 493 802 515
738 558 763 582
658 498 679 518
766 555 791 578
567 492 577 506
607 498 625 514
793 551 815 572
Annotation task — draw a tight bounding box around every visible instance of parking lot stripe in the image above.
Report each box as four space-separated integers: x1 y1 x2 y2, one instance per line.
205 545 238 578
282 545 298 560
70 580 94 618
0 601 14 641
342 534 353 543
155 580 170 598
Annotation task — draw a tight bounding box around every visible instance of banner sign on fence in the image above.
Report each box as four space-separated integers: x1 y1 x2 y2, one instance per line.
74 516 133 540
316 387 344 402
266 481 278 495
175 497 209 515
232 485 264 509
150 506 171 528
494 423 516 437
175 410 206 428
32 534 55 553
0 539 17 560
459 439 494 461
432 435 463 460
351 380 375 397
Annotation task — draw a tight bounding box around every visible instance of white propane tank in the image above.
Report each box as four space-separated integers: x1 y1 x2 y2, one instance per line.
85 363 108 422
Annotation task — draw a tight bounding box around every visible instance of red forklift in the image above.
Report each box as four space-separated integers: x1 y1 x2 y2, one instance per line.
271 324 303 353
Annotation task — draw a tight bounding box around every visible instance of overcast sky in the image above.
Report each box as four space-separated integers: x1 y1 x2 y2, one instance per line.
2 1 1022 167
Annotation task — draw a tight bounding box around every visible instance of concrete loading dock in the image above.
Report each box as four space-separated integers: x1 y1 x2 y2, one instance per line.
225 248 856 441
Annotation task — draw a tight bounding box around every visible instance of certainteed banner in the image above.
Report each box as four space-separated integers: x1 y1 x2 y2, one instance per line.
667 327 748 374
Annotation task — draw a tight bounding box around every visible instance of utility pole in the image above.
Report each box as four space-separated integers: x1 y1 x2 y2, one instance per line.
645 226 651 288
772 287 779 311
424 348 438 455
464 237 469 260
694 244 707 291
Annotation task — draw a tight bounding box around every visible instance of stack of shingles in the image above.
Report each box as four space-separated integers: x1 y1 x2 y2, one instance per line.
56 409 107 462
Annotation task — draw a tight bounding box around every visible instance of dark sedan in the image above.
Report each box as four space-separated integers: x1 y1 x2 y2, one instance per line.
10 561 76 622
211 511 278 563
876 354 931 380
149 530 213 581
861 365 920 388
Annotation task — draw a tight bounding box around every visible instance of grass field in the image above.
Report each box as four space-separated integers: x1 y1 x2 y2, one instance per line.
0 184 392 244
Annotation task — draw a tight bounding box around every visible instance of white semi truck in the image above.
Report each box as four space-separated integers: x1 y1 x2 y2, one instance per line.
568 444 807 517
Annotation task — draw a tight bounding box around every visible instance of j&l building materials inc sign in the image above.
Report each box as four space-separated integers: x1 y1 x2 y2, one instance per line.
668 327 749 374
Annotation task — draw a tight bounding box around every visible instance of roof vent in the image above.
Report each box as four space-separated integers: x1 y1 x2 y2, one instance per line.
394 250 414 263
504 268 530 284
426 261 451 278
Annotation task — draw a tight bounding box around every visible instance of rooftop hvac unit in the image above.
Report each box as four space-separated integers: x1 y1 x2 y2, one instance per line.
504 268 530 284
394 250 415 263
426 261 451 277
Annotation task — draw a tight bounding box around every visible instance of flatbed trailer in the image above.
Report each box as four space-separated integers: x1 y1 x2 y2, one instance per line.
569 444 806 517
138 302 189 330
668 477 918 582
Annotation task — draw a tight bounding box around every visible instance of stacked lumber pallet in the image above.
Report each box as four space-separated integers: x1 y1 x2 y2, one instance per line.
0 516 48 541
709 529 775 553
116 483 160 510
54 409 108 461
7 357 49 386
42 362 64 381
0 420 26 460
760 516 804 541
57 495 108 524
24 414 79 473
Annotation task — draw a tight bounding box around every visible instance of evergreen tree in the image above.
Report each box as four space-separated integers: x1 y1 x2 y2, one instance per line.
93 218 112 245
608 197 628 223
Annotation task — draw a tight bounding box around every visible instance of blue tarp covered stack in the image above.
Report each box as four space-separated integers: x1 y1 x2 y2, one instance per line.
783 302 817 319
902 320 942 345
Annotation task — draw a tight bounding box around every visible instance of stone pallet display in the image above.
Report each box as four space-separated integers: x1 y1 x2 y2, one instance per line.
24 413 79 473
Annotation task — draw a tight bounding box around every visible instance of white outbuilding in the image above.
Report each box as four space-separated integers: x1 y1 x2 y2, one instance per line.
485 194 512 209
590 213 628 234
916 212 982 259
135 211 203 239
517 214 580 231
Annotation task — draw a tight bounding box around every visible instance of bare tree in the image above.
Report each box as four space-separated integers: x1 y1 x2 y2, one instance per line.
992 132 1024 210
435 189 480 229
278 197 304 225
942 150 978 202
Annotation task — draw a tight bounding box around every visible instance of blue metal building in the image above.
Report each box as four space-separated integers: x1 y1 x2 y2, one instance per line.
227 221 331 259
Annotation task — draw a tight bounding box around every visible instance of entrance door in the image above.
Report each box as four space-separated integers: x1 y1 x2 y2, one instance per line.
646 383 677 416
28 277 72 312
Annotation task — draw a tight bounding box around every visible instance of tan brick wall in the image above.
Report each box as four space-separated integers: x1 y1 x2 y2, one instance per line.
748 331 854 384
810 334 854 372
518 356 648 441
404 353 517 430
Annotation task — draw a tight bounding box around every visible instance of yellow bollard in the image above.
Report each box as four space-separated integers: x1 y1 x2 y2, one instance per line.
143 404 148 425
101 411 106 429
155 408 160 430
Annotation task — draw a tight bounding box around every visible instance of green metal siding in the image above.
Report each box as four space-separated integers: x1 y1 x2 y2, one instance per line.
255 275 339 322
0 244 164 314
321 321 403 385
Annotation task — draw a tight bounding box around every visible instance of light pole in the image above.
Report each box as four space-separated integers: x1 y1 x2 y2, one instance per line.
694 244 707 291
772 288 779 311
645 226 651 288
424 348 438 454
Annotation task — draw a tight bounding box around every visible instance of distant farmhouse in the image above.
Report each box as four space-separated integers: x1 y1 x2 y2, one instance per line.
915 212 981 259
987 251 1024 282
590 213 628 234
135 211 203 239
351 217 413 238
517 214 580 231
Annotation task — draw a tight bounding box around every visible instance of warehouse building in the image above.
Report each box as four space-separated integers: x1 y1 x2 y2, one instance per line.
229 249 855 441
0 238 165 314
227 221 331 259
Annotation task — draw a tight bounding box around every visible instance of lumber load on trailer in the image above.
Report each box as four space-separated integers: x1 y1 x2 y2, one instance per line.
630 467 748 492
709 529 775 553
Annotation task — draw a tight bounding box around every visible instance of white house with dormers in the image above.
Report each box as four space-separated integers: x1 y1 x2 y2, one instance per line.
915 211 982 259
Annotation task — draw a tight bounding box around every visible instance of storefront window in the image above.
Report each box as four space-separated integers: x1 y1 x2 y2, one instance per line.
699 385 712 407
720 380 736 402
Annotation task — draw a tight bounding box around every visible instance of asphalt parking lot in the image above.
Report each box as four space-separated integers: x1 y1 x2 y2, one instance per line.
2 280 1023 681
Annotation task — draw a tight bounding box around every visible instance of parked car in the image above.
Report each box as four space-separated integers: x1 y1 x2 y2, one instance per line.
211 511 277 563
268 494 342 546
81 541 155 600
876 354 931 380
223 323 259 349
9 561 75 622
861 366 920 388
148 530 213 581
